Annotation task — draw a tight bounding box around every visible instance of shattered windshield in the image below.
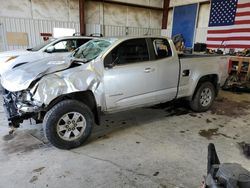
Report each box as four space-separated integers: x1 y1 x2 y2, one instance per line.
73 39 111 62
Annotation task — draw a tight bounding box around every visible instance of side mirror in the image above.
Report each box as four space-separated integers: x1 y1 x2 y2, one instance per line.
105 61 115 69
46 46 55 53
106 57 119 68
104 54 119 69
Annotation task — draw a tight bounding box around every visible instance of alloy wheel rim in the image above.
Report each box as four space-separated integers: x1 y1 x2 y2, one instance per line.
200 88 212 107
56 112 86 141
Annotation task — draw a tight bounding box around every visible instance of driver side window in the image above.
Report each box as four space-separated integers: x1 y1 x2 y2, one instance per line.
53 40 77 52
105 38 149 67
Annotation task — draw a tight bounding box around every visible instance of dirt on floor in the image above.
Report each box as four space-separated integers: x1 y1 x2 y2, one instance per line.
210 97 250 117
0 90 250 188
199 128 235 140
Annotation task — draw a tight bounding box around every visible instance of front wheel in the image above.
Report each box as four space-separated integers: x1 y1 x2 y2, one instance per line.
189 82 216 112
43 100 94 149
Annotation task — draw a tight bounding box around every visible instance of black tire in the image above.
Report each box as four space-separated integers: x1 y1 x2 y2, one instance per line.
189 82 215 112
43 100 94 149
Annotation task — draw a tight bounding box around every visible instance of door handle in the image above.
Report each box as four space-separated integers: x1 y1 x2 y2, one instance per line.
144 68 155 73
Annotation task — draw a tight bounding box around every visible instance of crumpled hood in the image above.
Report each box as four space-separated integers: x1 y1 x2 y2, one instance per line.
0 50 31 65
1 56 71 92
0 50 30 58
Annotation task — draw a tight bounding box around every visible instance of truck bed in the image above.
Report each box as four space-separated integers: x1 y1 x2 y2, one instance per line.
177 54 229 99
179 53 225 59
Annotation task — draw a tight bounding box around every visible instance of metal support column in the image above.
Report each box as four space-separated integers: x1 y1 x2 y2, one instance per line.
79 0 86 35
162 0 170 29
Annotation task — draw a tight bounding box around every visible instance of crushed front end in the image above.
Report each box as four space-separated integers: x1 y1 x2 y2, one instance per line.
2 89 43 128
1 52 103 130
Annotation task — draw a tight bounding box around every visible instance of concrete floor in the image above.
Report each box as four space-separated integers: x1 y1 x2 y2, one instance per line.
0 90 249 188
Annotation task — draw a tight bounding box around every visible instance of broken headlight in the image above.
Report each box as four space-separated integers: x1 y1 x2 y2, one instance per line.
17 91 32 102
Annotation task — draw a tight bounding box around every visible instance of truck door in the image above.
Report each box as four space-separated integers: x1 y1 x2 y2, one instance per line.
103 38 158 111
150 38 180 102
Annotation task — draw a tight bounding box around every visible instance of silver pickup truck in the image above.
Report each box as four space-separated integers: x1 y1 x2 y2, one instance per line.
1 36 229 149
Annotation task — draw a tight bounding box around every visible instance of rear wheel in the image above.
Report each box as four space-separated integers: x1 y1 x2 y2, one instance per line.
43 100 94 149
189 82 215 112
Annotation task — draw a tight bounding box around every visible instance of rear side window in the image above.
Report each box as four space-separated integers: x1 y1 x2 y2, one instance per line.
152 38 172 59
53 39 77 52
76 39 91 48
112 38 149 65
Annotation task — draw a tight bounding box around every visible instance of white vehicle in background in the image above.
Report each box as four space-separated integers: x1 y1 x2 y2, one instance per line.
0 36 95 76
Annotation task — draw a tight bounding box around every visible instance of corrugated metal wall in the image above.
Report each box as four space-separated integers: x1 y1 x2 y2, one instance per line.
0 17 161 52
104 25 161 36
0 17 80 51
85 23 161 37
165 29 172 38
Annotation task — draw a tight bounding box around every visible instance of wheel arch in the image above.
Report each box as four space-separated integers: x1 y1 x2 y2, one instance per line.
190 74 219 101
46 90 100 125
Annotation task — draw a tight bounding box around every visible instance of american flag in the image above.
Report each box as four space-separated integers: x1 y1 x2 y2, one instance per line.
206 0 250 49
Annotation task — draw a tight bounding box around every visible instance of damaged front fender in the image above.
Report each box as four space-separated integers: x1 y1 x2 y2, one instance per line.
31 64 103 107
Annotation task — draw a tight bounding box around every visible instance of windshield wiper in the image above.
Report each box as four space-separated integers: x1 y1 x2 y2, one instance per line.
26 48 33 51
71 58 88 65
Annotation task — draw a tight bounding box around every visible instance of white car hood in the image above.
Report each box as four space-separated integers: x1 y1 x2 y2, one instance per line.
1 56 71 92
0 50 30 58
